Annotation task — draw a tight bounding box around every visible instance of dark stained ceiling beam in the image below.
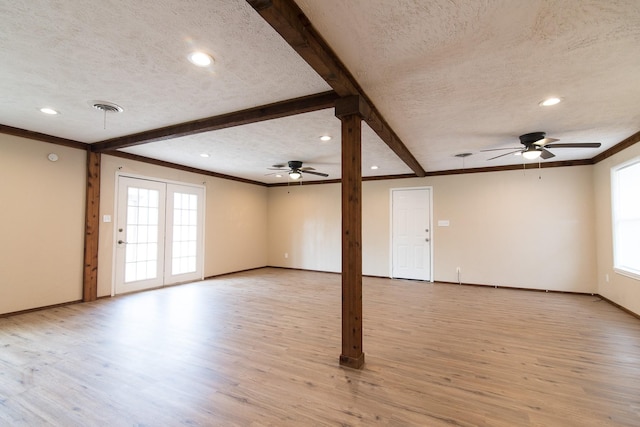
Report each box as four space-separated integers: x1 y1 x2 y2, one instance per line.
92 91 338 153
0 124 86 150
248 1 357 96
109 151 268 186
247 0 426 177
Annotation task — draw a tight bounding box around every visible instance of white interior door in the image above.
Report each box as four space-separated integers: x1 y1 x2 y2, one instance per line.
115 176 204 294
115 177 166 294
391 187 432 281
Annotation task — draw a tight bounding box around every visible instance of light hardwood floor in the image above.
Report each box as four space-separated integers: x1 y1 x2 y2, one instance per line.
1 268 639 426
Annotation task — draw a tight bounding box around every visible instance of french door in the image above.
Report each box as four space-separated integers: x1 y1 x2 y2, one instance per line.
115 176 204 294
391 187 432 281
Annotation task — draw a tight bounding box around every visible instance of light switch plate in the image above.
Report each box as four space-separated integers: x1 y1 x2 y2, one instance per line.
103 215 112 223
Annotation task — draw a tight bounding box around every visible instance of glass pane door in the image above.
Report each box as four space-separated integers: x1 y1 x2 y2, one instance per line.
125 186 160 282
165 184 205 285
115 177 166 294
115 177 204 294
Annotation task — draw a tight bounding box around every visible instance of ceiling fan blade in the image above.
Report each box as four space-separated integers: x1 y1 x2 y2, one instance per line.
533 137 560 146
540 148 555 159
264 172 285 176
480 147 521 152
267 167 288 171
301 170 329 177
487 150 522 160
544 142 601 149
299 166 316 171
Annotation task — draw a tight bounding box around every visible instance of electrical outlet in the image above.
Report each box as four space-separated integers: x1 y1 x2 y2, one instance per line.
605 273 609 283
456 266 461 274
284 253 288 259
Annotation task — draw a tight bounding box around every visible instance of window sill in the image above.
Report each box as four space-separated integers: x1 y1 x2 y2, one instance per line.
614 267 640 281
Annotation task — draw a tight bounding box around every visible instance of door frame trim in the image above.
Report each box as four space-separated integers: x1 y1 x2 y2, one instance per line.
112 172 206 296
389 186 434 282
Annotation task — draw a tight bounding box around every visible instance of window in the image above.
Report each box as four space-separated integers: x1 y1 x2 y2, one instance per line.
612 156 640 279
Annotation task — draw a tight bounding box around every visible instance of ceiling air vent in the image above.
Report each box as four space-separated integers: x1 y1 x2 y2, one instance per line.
90 100 123 129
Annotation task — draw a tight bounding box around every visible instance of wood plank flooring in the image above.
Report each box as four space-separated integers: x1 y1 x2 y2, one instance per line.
1 268 639 426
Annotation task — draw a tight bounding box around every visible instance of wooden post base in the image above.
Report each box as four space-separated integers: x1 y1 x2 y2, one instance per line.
339 353 365 369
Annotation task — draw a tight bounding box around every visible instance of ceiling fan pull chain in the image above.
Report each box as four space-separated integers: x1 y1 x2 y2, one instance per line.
538 158 542 179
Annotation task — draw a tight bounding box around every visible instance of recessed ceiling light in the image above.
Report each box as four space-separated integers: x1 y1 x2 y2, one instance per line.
320 135 332 142
188 51 213 67
540 97 562 107
40 107 59 115
370 165 379 170
200 153 210 158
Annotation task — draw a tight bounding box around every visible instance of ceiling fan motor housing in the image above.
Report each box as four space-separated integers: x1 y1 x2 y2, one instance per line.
288 160 303 170
519 132 546 146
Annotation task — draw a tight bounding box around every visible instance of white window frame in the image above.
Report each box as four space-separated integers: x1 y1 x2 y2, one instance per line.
611 156 640 281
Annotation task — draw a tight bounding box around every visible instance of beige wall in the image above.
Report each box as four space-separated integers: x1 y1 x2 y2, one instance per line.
0 134 86 314
1 139 268 314
4 131 637 316
268 165 598 293
268 184 342 272
594 142 640 315
98 155 268 296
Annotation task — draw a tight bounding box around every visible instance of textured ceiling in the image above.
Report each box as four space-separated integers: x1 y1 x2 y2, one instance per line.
121 109 413 182
0 0 330 142
1 0 639 182
296 0 640 170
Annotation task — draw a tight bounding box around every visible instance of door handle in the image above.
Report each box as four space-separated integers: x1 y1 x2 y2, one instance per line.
118 240 128 245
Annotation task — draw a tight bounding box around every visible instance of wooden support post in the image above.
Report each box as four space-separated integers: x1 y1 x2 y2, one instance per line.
335 96 369 369
83 149 100 302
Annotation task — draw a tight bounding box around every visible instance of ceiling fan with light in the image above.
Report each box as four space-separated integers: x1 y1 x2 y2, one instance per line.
266 160 329 180
482 132 601 161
